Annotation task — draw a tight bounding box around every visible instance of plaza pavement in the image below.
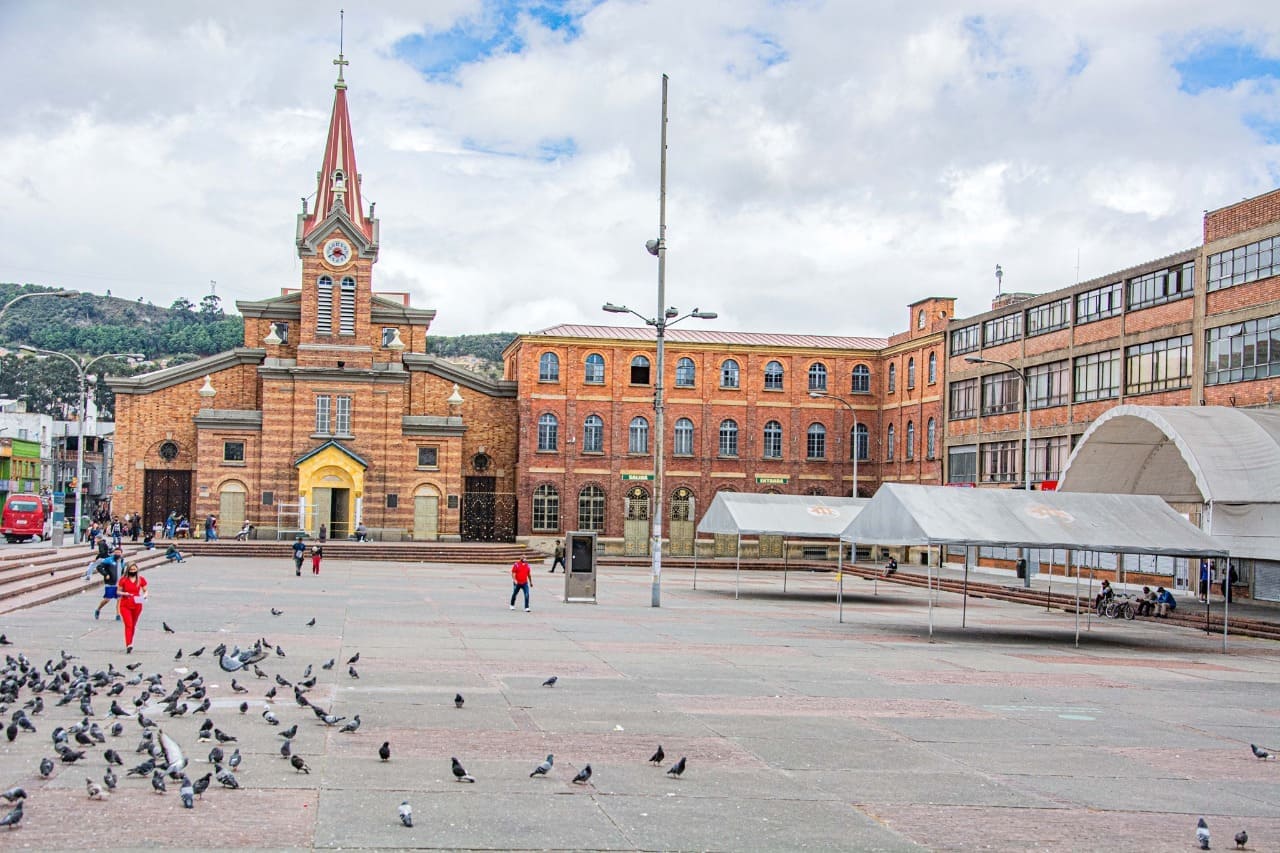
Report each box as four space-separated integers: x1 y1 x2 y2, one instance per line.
1 554 1279 852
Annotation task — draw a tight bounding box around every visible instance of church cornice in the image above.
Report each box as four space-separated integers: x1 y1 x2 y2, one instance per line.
108 348 266 396
194 409 264 431
402 415 467 437
237 291 302 320
257 363 410 384
402 353 517 398
370 295 436 325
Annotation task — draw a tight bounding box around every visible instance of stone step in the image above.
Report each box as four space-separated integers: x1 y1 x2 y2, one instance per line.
175 540 546 564
0 551 171 615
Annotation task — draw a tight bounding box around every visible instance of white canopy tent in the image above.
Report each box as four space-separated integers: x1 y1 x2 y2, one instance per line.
839 484 1231 648
695 493 869 614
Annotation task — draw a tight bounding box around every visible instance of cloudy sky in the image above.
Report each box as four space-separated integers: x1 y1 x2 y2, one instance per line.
2 1 1278 338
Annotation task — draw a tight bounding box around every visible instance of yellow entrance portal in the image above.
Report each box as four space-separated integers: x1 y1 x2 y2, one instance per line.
296 442 366 540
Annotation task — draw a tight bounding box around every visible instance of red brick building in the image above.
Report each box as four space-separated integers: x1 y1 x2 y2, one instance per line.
110 65 518 541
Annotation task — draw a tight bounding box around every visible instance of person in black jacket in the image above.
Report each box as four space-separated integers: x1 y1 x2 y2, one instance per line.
93 546 125 621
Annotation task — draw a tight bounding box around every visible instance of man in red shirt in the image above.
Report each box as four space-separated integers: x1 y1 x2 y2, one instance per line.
510 558 533 612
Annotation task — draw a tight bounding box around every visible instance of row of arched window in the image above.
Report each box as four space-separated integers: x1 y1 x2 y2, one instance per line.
884 418 937 462
885 353 937 393
539 352 885 393
536 413 874 460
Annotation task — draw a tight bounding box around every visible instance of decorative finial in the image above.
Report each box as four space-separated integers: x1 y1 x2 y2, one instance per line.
447 384 464 406
198 375 217 399
333 9 349 89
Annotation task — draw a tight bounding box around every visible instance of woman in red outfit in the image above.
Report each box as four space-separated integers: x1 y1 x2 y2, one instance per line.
117 562 148 653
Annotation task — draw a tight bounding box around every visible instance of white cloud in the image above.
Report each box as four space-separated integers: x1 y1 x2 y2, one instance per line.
1 1 1277 336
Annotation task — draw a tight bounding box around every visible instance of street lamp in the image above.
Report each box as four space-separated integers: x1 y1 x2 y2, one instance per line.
808 391 860 498
965 354 1032 587
20 346 145 543
0 290 75 325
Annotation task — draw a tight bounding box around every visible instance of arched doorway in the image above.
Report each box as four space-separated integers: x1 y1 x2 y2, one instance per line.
624 485 650 557
218 480 247 536
669 487 695 556
295 441 366 540
413 484 441 541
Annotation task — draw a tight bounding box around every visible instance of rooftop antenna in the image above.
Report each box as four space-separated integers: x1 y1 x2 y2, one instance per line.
209 280 216 296
333 9 348 89
1075 248 1081 285
994 264 1003 296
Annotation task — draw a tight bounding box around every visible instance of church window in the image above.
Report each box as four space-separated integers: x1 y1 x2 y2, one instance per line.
222 441 245 463
416 447 438 468
316 276 333 335
335 396 352 435
315 396 331 433
339 276 356 335
539 352 560 382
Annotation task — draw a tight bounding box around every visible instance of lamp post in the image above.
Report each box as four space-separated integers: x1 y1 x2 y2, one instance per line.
20 346 144 544
965 354 1032 587
0 290 75 326
808 391 860 498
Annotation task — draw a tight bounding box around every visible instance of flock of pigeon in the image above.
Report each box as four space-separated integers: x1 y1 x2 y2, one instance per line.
0 614 690 837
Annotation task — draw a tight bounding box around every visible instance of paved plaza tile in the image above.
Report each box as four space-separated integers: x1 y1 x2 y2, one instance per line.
1 557 1278 851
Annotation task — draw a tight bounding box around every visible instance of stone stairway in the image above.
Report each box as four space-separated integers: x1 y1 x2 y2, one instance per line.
175 539 547 564
0 544 172 615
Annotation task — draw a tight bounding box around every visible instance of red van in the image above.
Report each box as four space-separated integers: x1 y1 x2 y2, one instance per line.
2 493 49 543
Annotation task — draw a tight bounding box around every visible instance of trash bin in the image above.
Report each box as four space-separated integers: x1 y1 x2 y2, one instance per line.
1015 558 1027 579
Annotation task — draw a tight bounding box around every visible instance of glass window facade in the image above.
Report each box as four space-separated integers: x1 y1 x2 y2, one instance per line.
532 484 559 531
807 363 827 391
1027 360 1069 409
583 414 603 452
1125 335 1192 394
675 357 696 387
1075 282 1123 323
673 418 694 456
763 421 782 458
806 423 826 459
951 325 980 355
584 353 605 384
1127 262 1194 310
1205 314 1280 385
1029 435 1070 482
1073 350 1121 402
981 371 1021 415
852 364 871 393
764 361 784 390
538 352 559 382
1208 235 1280 292
1027 298 1071 336
948 445 977 484
721 359 740 388
981 440 1019 484
578 485 605 531
628 417 649 453
949 378 978 420
537 413 558 451
983 313 1022 346
719 420 739 457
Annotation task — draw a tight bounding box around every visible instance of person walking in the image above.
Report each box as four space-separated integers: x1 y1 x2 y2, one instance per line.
164 511 177 539
204 514 218 541
1199 560 1210 601
549 540 565 573
292 535 307 576
93 546 124 621
510 557 532 612
1223 562 1239 603
311 544 323 575
117 562 148 654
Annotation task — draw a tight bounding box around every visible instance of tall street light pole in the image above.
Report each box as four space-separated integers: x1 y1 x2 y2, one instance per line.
0 290 75 326
965 354 1032 587
809 391 859 498
20 347 144 543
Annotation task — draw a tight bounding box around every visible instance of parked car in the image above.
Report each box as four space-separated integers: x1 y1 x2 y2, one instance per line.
2 493 51 543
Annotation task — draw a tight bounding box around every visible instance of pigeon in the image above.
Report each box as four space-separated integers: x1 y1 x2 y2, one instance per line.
1236 829 1248 849
347 652 360 664
193 698 211 715
379 741 391 761
542 676 558 687
174 649 183 660
1198 817 1211 850
103 768 117 791
104 748 123 765
322 658 335 670
270 608 283 616
398 800 413 827
253 666 267 679
279 724 298 740
162 623 175 634
340 715 361 734
59 748 87 763
0 801 23 829
5 725 16 743
274 674 290 687
451 757 475 782
291 754 311 774
109 700 131 718
213 729 237 743
39 757 54 778
180 776 194 809
208 746 224 765
151 769 167 794
454 693 464 709
648 745 665 765
192 773 211 799
275 646 287 658
667 756 687 777
262 707 280 726
0 634 10 644
1250 743 1273 759
306 618 315 627
228 749 241 770
129 757 158 777
0 788 26 803
318 712 346 727
571 764 592 784
238 702 248 714
190 647 205 658
280 740 292 760
198 719 214 737
230 679 248 694
348 666 360 679
265 687 278 700
215 765 239 789
85 776 104 800
530 754 554 778
110 722 124 737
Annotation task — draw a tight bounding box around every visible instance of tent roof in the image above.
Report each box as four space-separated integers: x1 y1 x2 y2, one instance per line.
696 493 869 538
840 483 1227 557
1059 405 1280 503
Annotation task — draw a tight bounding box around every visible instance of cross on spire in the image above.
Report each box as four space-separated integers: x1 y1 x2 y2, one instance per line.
333 9 348 89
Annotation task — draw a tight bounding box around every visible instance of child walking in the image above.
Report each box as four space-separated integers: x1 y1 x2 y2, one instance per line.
311 544 323 575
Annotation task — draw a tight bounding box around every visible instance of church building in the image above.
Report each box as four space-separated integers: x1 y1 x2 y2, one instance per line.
110 58 519 541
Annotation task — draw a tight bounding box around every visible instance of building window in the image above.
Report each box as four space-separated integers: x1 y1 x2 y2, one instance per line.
673 418 694 456
983 313 1022 347
578 485 605 532
316 275 333 335
582 414 603 453
1126 335 1192 395
630 356 650 385
852 424 869 461
416 446 438 468
718 419 739 457
906 358 916 390
1128 262 1194 310
675 357 696 388
905 421 915 460
1075 281 1123 324
981 372 1021 415
1029 435 1070 482
1027 297 1071 336
918 309 927 330
338 276 356 335
949 378 978 419
1073 350 1121 402
1027 360 1070 409
629 417 649 454
584 353 605 384
886 424 896 461
272 322 290 344
948 445 977 484
807 363 827 391
314 396 331 433
852 364 871 393
334 396 351 434
950 324 980 355
720 359 740 389
927 352 937 384
532 484 559 532
222 441 245 462
926 418 936 460
1205 314 1280 385
538 352 560 382
536 413 559 451
806 423 826 459
764 360 784 390
763 421 783 459
981 440 1020 483
888 363 897 393
1207 235 1280 292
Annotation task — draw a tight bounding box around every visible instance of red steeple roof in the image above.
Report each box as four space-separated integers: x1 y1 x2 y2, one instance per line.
300 62 374 242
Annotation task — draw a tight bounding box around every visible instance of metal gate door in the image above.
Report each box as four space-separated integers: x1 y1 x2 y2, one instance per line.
714 533 738 557
143 470 191 531
668 487 694 556
624 485 650 557
758 535 783 558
